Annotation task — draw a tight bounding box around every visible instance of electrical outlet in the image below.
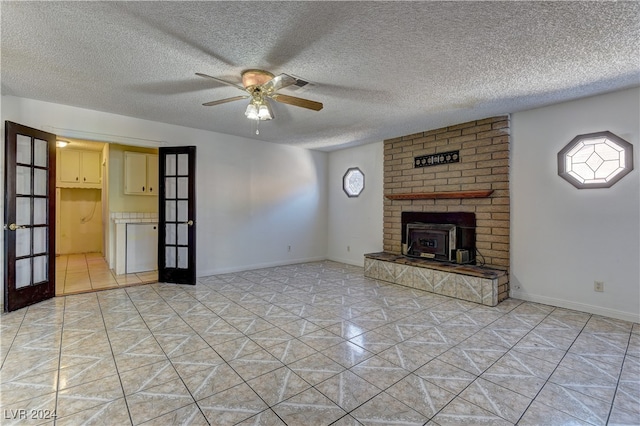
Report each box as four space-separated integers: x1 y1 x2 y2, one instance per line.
287 245 291 252
594 281 604 292
347 245 350 252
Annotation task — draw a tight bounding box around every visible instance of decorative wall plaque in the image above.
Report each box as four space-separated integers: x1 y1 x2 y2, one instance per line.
414 150 460 168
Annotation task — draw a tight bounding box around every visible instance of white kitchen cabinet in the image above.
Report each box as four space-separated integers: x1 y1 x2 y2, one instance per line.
58 149 101 188
124 152 158 195
126 223 158 273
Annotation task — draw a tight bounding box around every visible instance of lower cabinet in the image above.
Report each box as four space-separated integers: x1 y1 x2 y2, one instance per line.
126 223 158 274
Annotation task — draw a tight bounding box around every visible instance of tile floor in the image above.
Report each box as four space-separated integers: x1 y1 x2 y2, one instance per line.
55 253 158 296
1 261 638 425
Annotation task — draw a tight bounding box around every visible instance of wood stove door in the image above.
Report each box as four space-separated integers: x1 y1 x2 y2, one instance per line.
158 146 196 285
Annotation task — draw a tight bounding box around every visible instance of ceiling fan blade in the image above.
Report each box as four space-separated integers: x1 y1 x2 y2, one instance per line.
262 73 297 93
271 94 323 111
202 95 249 106
195 73 246 91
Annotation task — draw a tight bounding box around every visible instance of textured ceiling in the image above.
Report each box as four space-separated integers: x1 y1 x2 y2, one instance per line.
2 1 639 151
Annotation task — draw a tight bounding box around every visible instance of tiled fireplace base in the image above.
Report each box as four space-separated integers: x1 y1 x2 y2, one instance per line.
364 252 508 306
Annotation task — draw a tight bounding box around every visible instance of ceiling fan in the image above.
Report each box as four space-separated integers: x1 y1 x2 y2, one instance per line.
196 69 323 121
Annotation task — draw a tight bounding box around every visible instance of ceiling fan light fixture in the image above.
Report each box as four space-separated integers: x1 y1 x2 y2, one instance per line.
245 100 273 121
258 103 273 120
245 103 259 120
197 70 322 122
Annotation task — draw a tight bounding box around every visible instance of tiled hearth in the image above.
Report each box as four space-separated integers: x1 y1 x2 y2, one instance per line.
365 252 508 306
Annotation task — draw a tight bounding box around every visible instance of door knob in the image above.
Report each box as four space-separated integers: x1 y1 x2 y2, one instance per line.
6 223 26 231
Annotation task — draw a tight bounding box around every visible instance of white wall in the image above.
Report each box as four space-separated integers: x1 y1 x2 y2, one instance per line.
327 142 384 266
1 96 329 307
57 188 103 254
198 134 327 274
511 87 640 322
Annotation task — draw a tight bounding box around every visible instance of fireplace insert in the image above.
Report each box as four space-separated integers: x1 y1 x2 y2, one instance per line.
401 212 476 264
405 223 456 261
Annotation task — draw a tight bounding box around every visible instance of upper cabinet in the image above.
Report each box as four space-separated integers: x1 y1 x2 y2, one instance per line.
57 149 102 189
124 152 158 196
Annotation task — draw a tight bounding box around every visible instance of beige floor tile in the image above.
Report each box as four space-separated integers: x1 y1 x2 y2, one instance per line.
271 387 347 425
55 253 148 296
126 378 194 425
65 278 91 288
89 272 117 282
85 252 104 259
56 375 124 419
91 280 119 290
55 398 131 426
65 270 90 279
64 284 92 292
116 274 143 285
87 263 110 271
64 284 93 294
136 272 159 283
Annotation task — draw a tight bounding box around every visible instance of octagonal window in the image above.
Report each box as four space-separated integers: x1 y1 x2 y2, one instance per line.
343 167 365 197
558 131 634 189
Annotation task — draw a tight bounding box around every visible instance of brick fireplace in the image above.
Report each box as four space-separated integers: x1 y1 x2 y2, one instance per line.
368 116 511 304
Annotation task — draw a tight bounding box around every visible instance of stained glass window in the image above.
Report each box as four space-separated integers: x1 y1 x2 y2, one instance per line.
343 167 365 197
558 131 633 189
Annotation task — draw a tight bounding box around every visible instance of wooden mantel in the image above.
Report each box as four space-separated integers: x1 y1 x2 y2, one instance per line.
385 190 494 200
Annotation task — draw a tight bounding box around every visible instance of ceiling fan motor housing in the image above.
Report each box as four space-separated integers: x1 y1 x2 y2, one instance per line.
242 69 275 88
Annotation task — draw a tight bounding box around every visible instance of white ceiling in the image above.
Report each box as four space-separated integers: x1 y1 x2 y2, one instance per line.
2 2 639 151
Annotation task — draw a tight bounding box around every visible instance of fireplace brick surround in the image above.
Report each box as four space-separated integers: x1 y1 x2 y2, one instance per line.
369 116 511 304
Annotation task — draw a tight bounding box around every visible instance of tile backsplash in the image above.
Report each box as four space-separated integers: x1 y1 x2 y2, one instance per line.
110 212 158 223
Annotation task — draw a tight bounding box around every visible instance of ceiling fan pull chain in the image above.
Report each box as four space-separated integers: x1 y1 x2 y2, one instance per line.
255 120 260 135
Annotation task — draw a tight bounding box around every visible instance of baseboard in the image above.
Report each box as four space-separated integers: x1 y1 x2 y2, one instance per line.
326 256 364 268
197 256 328 277
510 290 640 323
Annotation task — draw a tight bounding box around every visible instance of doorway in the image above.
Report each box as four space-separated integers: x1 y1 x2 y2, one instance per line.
5 121 197 311
54 138 159 296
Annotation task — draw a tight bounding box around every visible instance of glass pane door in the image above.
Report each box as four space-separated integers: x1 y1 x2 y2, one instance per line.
158 146 196 284
4 121 56 311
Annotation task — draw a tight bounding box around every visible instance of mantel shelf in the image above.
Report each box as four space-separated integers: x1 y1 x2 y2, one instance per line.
385 190 494 200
